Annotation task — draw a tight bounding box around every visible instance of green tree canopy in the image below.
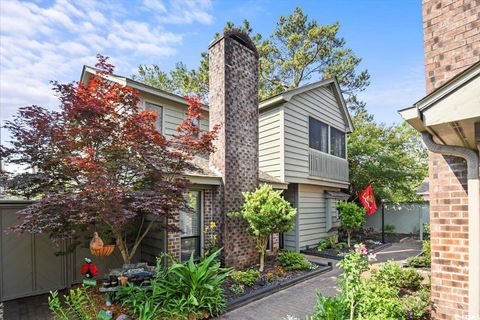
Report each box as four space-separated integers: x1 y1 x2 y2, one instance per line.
337 202 366 247
230 184 297 272
133 8 369 112
348 111 428 203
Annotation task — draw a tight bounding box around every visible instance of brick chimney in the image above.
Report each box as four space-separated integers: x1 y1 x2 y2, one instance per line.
208 31 259 268
422 0 479 318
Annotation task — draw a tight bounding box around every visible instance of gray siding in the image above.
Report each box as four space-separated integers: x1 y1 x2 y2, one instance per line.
259 106 283 180
283 85 349 184
282 183 298 251
297 184 340 250
140 94 209 140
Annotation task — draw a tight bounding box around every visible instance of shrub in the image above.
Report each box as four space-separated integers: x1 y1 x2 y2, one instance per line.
230 184 297 271
373 261 424 291
318 234 345 252
310 244 431 320
231 269 260 287
229 283 245 295
310 292 349 320
279 251 312 271
406 256 430 268
318 239 330 251
356 280 405 320
407 240 431 268
402 284 432 319
48 287 100 320
336 202 366 247
117 249 231 319
384 224 396 234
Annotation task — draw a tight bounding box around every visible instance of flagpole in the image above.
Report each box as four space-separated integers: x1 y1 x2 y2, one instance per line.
381 199 385 244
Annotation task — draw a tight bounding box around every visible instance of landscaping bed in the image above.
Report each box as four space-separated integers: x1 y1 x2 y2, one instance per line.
302 239 391 260
223 255 332 311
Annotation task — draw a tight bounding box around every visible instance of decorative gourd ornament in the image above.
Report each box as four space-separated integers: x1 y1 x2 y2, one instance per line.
90 232 104 250
89 232 115 257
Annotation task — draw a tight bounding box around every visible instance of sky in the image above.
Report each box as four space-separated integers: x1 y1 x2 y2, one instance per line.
0 0 426 145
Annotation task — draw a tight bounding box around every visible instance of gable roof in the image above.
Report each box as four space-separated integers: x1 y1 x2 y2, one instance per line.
259 78 354 133
82 66 353 132
81 65 190 107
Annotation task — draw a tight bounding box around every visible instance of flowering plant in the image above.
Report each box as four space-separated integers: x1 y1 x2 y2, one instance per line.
204 221 219 257
337 243 375 319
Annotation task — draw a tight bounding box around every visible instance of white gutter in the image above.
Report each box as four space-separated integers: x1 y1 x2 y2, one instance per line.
422 132 480 317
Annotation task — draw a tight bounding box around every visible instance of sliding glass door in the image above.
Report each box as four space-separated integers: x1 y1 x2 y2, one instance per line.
180 191 201 261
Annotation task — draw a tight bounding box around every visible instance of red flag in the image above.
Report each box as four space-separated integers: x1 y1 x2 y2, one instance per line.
359 185 377 215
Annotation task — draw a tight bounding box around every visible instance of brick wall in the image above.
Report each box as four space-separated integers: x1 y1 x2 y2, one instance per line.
423 0 480 93
208 32 259 268
167 215 180 261
429 153 470 318
422 0 479 318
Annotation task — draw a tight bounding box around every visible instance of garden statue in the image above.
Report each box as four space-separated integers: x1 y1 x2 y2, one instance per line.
81 257 98 286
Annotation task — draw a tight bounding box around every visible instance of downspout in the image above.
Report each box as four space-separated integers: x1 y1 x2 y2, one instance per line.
422 132 480 317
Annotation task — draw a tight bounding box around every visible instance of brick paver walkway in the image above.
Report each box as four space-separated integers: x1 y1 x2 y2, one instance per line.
218 241 422 320
3 241 421 320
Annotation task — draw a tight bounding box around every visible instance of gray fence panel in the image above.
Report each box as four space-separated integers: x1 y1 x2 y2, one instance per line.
0 201 140 301
1 203 67 301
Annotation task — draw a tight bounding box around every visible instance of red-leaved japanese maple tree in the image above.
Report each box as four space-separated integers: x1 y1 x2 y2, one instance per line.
1 55 219 264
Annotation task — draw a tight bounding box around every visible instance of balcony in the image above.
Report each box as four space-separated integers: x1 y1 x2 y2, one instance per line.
308 148 349 182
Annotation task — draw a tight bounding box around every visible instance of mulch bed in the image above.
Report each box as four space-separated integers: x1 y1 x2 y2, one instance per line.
223 256 309 301
223 255 331 310
301 238 392 260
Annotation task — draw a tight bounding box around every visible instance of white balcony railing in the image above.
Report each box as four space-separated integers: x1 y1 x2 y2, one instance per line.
309 148 349 182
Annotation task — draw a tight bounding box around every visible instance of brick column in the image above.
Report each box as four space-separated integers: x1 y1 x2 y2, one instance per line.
422 1 480 317
429 153 469 318
167 215 180 261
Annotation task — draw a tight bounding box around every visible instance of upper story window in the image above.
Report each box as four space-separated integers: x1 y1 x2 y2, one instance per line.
309 116 346 159
330 127 346 159
144 101 163 133
309 117 328 153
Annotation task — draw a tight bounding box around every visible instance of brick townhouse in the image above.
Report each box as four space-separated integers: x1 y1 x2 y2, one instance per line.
400 0 480 318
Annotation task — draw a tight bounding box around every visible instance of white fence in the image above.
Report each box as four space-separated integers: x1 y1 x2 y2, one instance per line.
364 202 429 236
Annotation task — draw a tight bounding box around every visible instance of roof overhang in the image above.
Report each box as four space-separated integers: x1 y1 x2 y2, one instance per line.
399 62 480 149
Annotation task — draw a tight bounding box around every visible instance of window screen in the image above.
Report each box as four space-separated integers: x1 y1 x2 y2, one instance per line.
330 127 346 158
309 117 328 153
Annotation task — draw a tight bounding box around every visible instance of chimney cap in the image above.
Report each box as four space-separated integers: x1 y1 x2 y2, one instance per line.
209 29 258 57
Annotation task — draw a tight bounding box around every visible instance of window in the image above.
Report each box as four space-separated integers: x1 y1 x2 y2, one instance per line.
309 117 328 152
180 191 201 261
144 102 163 133
330 127 346 159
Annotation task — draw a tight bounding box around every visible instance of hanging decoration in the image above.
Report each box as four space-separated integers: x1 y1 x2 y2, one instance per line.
89 232 115 257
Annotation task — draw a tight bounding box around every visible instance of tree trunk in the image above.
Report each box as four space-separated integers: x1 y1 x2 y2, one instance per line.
116 236 131 264
347 230 351 247
259 252 265 272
